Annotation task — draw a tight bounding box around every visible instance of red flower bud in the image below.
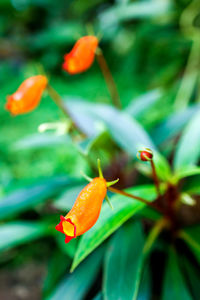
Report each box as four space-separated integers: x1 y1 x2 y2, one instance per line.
6 75 48 115
62 36 98 75
55 177 107 243
137 148 153 161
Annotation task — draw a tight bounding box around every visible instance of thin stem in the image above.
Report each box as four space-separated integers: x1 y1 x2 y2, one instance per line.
150 160 161 197
108 186 164 214
96 50 122 109
47 84 83 134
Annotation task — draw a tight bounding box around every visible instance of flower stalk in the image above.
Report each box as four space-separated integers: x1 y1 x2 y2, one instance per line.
96 50 122 109
108 186 164 214
47 84 83 135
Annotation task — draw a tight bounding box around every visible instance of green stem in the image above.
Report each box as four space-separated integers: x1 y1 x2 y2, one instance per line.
47 84 83 134
143 218 169 254
96 50 122 109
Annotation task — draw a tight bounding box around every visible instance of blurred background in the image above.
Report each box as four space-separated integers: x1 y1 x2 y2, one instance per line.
0 0 200 299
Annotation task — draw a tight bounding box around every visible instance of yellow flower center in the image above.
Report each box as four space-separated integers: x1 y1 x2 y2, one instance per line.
63 220 75 237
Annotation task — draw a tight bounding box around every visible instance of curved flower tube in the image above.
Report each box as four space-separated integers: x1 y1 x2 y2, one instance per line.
6 75 48 115
62 35 98 74
56 177 107 243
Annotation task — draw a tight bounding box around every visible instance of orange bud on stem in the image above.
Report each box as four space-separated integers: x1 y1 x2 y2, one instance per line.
137 148 153 161
6 75 48 115
55 177 107 243
62 36 98 75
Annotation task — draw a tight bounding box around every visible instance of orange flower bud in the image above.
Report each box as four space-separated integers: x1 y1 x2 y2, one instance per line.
6 75 48 115
137 148 153 161
62 36 98 75
55 177 107 243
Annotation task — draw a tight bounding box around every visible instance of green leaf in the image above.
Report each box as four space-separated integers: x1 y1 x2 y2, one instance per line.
67 99 156 156
98 0 170 30
77 130 116 157
173 166 200 183
47 247 103 300
43 250 70 298
153 151 172 181
179 225 200 264
126 89 162 118
0 221 49 252
71 184 157 271
13 133 70 151
137 266 151 300
0 176 72 220
54 182 85 211
173 110 200 171
103 222 145 300
152 105 200 145
182 175 200 195
138 206 161 221
162 248 192 300
181 256 200 300
31 21 84 50
92 293 102 300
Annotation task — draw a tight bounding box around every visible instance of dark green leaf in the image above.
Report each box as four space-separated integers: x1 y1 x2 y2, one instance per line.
137 266 151 300
181 256 200 300
179 225 200 264
92 293 102 300
0 221 49 252
0 176 72 220
47 247 103 300
103 222 145 300
162 248 192 300
43 250 70 297
182 175 200 195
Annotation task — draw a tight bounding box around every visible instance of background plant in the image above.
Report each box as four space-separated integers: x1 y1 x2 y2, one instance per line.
0 0 200 299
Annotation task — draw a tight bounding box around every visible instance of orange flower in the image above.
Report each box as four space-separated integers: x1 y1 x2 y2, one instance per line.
6 75 48 115
55 160 119 243
56 177 107 243
62 35 98 75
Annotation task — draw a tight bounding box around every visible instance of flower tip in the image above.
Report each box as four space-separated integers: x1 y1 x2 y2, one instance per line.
65 236 73 243
137 148 153 161
55 216 76 243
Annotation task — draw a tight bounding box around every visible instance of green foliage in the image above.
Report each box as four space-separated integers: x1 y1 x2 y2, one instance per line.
47 247 103 300
1 0 200 299
103 222 145 300
0 221 49 252
162 248 192 300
